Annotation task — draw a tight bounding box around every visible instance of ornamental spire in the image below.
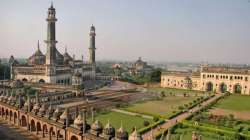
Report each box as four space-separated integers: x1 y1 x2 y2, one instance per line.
37 40 40 50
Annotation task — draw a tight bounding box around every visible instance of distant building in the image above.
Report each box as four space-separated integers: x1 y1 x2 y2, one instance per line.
10 5 96 86
161 65 250 95
129 57 154 76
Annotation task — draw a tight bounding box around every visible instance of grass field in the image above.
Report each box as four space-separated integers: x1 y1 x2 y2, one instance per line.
87 111 153 133
125 96 197 118
147 87 207 96
215 94 250 111
172 127 223 140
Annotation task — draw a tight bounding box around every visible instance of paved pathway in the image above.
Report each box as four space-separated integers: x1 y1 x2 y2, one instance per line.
142 94 223 139
111 109 154 119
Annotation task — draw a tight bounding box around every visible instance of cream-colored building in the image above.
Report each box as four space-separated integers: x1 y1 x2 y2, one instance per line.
161 66 250 95
10 5 96 86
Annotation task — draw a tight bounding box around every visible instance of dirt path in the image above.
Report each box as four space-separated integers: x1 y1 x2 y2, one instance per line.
0 119 38 140
142 94 223 139
210 108 250 120
111 109 154 119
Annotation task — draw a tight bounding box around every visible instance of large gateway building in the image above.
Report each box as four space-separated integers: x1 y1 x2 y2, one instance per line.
161 65 250 95
10 4 96 86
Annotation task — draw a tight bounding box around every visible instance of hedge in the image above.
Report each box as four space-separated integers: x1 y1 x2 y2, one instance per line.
182 121 250 138
138 119 165 134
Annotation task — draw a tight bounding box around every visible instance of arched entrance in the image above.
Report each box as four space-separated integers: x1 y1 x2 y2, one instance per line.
219 83 227 93
30 120 36 131
5 109 9 120
57 130 64 140
49 127 56 139
42 124 48 138
234 84 242 94
14 112 18 124
185 77 192 90
21 116 27 127
71 136 78 140
10 111 13 121
37 122 42 134
39 79 45 83
22 78 28 82
206 82 213 92
1 108 5 116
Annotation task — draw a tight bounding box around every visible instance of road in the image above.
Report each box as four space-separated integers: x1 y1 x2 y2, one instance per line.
142 94 223 139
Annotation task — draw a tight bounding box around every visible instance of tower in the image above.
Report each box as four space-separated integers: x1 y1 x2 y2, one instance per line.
44 3 57 78
89 24 96 64
45 3 57 66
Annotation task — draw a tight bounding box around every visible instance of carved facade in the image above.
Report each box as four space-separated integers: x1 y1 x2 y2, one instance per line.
161 65 250 95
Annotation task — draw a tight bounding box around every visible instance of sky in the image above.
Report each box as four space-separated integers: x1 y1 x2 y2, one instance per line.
0 0 250 64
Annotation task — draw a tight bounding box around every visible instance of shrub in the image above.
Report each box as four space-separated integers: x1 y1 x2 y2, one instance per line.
143 121 150 127
153 117 159 122
178 106 184 110
138 119 165 134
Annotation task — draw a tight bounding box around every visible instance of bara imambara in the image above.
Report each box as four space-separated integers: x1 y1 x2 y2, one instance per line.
9 3 96 86
161 65 250 95
0 4 152 140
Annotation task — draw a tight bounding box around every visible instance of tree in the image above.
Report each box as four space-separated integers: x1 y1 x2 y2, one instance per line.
0 64 10 80
150 68 162 82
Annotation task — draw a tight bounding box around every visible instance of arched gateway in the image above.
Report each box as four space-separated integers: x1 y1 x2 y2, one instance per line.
219 83 227 93
234 84 242 94
206 82 213 92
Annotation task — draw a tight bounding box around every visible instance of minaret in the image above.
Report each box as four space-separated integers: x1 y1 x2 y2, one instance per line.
45 3 57 66
89 24 96 64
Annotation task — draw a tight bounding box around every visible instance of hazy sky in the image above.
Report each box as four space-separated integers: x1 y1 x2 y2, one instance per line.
0 0 250 64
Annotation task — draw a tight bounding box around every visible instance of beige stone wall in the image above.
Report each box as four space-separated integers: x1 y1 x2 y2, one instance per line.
161 71 250 95
200 72 250 95
161 75 187 89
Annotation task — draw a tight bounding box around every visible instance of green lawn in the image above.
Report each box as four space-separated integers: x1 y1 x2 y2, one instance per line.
87 111 153 133
172 127 224 140
215 95 250 111
124 96 197 118
147 87 207 96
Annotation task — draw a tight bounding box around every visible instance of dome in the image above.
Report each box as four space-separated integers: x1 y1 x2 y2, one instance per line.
91 120 103 132
33 103 40 110
129 128 142 140
103 121 115 136
10 80 24 88
23 100 29 107
116 125 128 139
28 41 45 65
55 49 64 65
59 108 68 120
74 113 83 126
0 93 4 101
90 24 95 31
45 104 54 118
51 107 61 121
63 47 73 64
38 104 46 114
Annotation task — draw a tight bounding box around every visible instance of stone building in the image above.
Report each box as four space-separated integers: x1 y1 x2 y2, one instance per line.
11 4 96 86
129 57 154 76
161 65 250 95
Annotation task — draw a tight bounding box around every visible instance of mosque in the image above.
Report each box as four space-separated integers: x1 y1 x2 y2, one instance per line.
10 4 96 86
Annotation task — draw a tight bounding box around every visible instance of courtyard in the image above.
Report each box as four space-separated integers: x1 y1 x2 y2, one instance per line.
210 94 250 120
87 111 154 133
124 96 198 118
